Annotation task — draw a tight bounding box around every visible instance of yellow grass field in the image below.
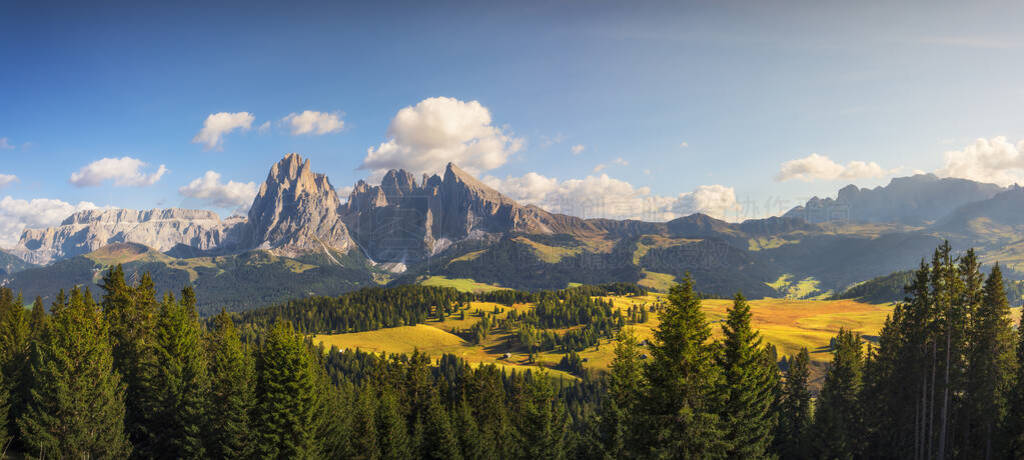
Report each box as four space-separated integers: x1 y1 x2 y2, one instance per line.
420 276 509 293
314 324 578 380
313 293 913 387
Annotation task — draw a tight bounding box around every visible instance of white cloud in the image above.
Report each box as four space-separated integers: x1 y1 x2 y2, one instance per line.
178 171 258 209
69 157 167 187
258 121 271 134
283 110 345 135
335 185 354 203
775 153 894 182
0 138 13 150
360 97 522 177
613 157 629 166
0 197 101 247
483 172 740 221
0 175 17 188
680 141 689 148
571 144 585 155
192 112 254 150
935 136 1024 186
593 164 607 173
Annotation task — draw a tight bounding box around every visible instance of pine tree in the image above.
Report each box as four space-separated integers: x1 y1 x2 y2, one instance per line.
419 391 461 460
353 384 381 460
965 263 1015 459
139 291 210 458
253 320 320 459
1007 310 1024 457
19 286 130 457
639 275 726 458
0 287 30 444
775 347 812 459
101 265 158 452
27 297 46 340
466 365 508 458
512 372 567 460
206 309 254 459
811 328 864 459
377 386 412 460
717 292 778 458
598 328 644 458
454 397 484 460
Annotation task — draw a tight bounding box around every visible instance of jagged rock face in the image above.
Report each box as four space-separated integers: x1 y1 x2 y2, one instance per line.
343 163 593 263
247 153 352 256
785 174 1004 225
13 208 247 264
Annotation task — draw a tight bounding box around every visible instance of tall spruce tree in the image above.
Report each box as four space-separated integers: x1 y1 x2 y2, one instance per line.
0 287 30 445
19 286 130 458
774 347 812 459
639 275 727 458
139 290 210 458
101 265 158 453
454 397 484 460
811 328 864 459
419 391 462 460
597 328 644 458
27 297 46 340
353 384 381 460
512 372 567 460
206 309 254 459
253 320 320 459
717 292 778 458
377 386 412 460
964 263 1015 459
1008 311 1024 457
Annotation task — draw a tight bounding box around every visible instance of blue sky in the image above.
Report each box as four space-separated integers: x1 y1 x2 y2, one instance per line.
3 1 1024 243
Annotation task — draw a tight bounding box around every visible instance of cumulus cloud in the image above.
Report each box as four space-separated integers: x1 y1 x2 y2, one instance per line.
192 112 254 150
0 138 13 150
483 172 740 221
935 136 1024 186
360 97 522 177
571 144 585 155
283 110 345 135
593 164 607 172
258 121 271 134
613 157 629 166
178 171 258 209
775 153 894 182
0 175 17 188
69 157 167 187
0 196 101 247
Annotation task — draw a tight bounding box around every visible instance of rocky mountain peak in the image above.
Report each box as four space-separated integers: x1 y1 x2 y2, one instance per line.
380 169 419 200
248 153 352 255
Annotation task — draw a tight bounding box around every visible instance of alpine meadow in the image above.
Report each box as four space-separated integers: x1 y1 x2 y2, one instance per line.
4 2 1024 459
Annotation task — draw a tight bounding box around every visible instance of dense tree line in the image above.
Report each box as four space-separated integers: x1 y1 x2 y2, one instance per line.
587 242 1024 459
3 242 1023 458
229 283 647 340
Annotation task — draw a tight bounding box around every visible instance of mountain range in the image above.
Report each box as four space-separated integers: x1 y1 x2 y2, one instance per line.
4 153 1023 312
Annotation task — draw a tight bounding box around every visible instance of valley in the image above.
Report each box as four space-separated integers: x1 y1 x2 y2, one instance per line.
313 292 897 387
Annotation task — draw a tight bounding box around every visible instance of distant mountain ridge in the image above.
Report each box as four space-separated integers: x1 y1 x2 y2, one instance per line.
785 173 1004 225
9 154 1024 311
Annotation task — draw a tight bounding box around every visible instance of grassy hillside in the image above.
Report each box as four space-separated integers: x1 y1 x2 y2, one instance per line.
313 293 896 388
420 276 508 293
